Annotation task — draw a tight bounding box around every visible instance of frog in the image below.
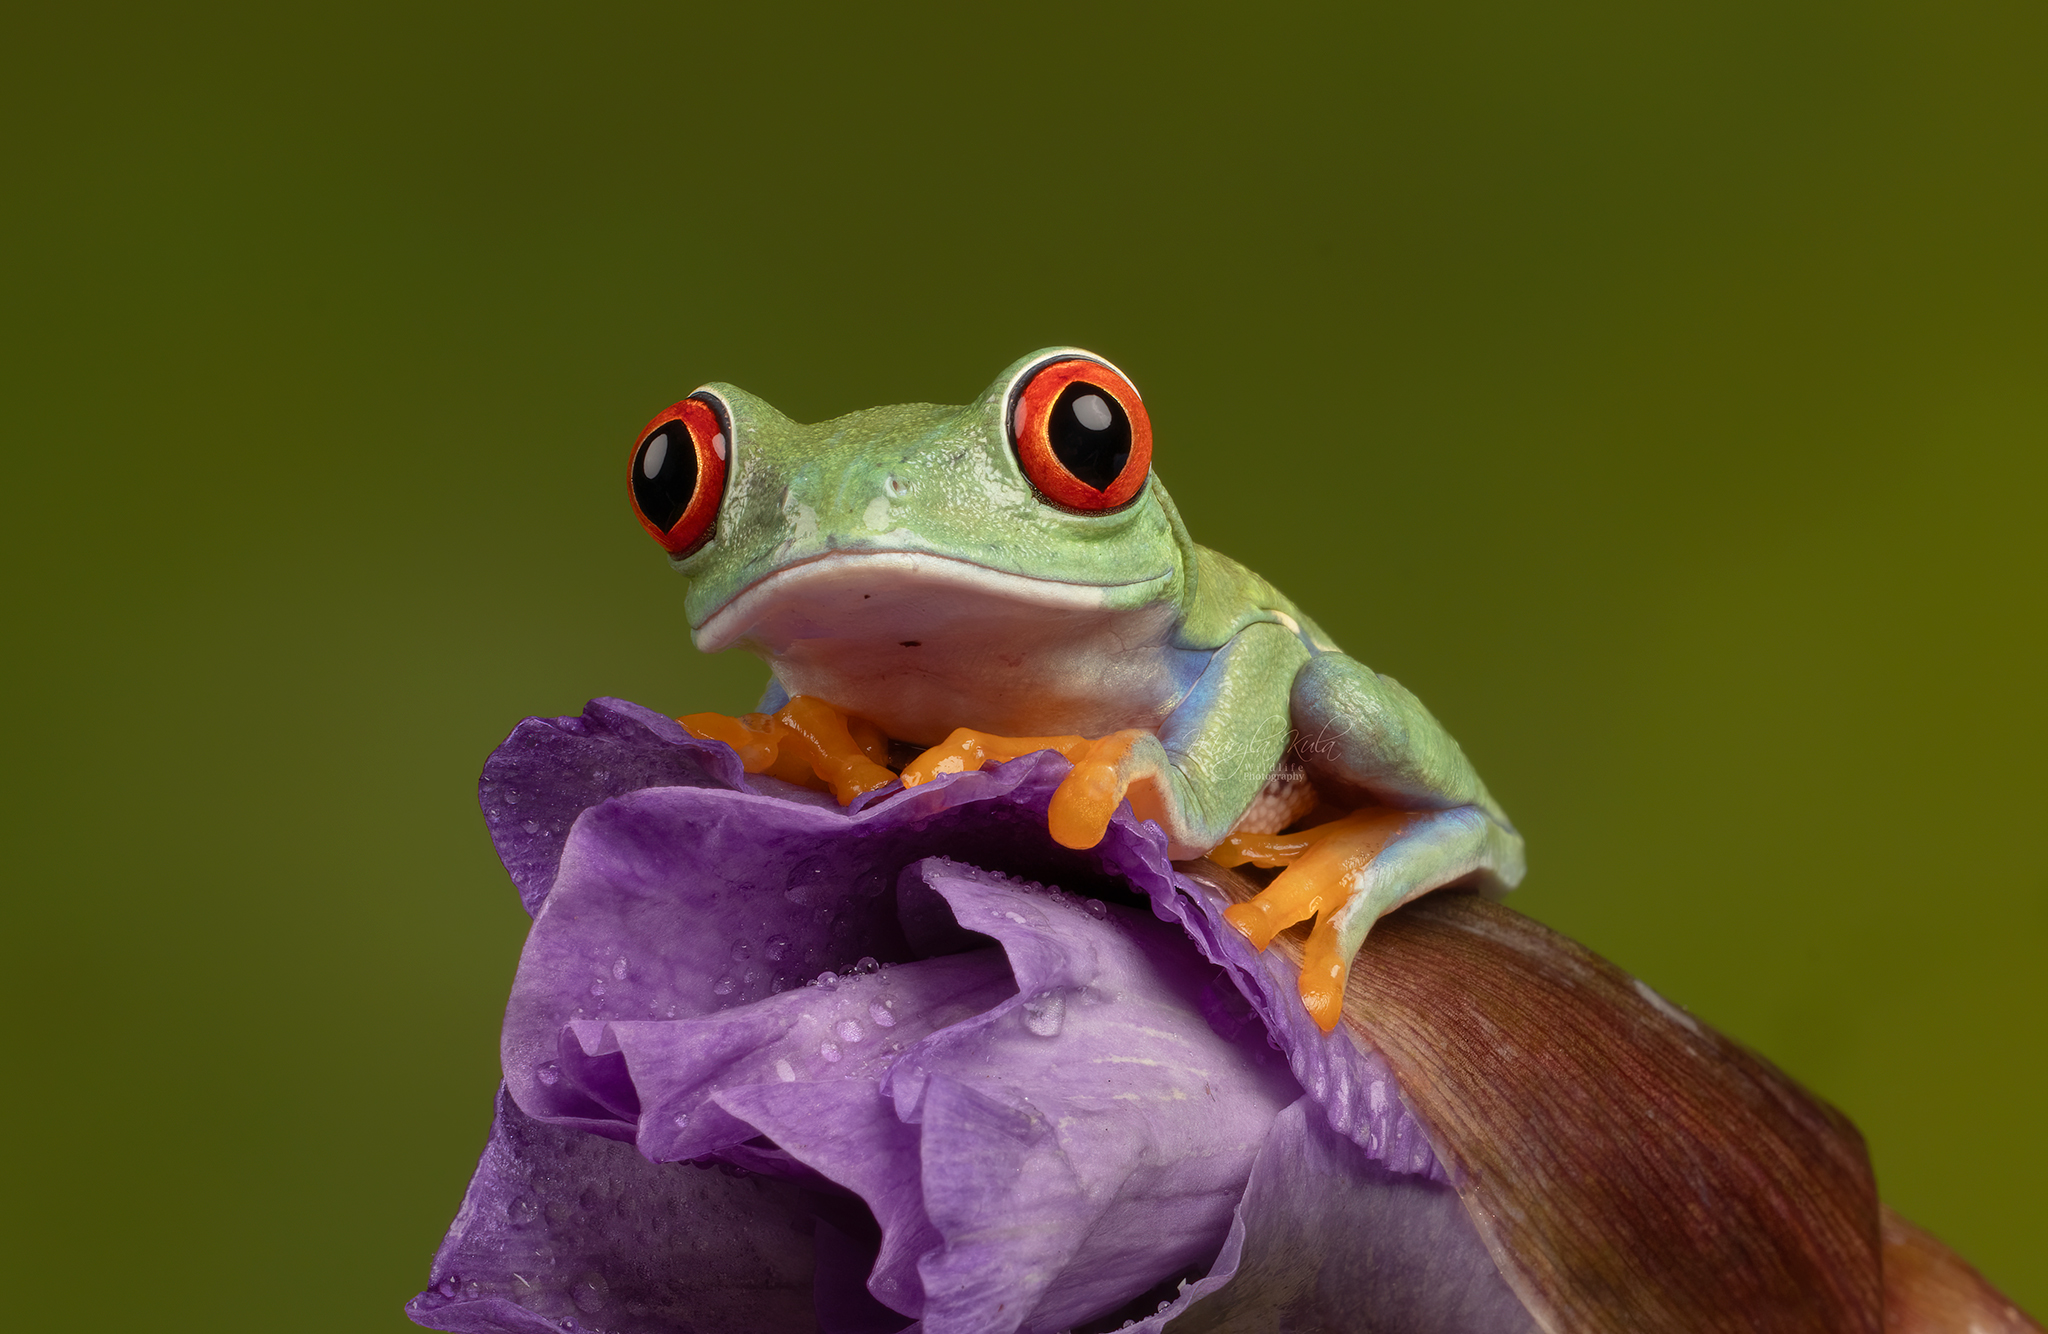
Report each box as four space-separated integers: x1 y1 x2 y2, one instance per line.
627 347 1524 1031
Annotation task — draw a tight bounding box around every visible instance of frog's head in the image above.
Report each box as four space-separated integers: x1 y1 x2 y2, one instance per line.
624 349 1194 739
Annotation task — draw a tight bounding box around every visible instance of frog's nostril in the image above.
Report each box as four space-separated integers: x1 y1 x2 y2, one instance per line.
885 475 909 498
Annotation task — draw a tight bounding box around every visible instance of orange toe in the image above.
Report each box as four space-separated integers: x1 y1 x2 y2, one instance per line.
899 728 1089 789
1046 732 1148 850
1204 807 1417 954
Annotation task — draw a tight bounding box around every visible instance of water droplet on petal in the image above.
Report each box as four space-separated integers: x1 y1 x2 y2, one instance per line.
775 1058 797 1082
672 1110 690 1131
522 819 540 834
836 1019 863 1043
765 935 790 961
854 956 879 974
572 1272 608 1314
506 1193 539 1225
612 957 629 981
1022 990 1066 1037
730 939 753 962
784 855 832 904
869 1000 896 1028
814 970 838 990
819 1041 842 1063
589 980 606 999
712 975 736 996
437 1277 458 1298
1085 898 1109 919
535 1061 561 1086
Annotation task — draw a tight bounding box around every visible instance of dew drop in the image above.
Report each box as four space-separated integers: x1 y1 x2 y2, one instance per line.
764 935 790 961
836 1019 863 1043
730 939 753 962
1022 990 1066 1037
522 819 540 834
819 1041 842 1063
612 957 629 981
572 1272 609 1314
784 855 832 904
437 1277 457 1298
672 1110 690 1131
1085 899 1109 919
854 956 879 974
589 980 606 999
814 970 839 990
535 1061 561 1086
869 1000 897 1028
506 1194 539 1225
712 975 737 996
775 1058 797 1082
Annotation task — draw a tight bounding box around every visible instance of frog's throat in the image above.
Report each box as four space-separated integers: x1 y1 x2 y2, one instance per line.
691 550 1175 655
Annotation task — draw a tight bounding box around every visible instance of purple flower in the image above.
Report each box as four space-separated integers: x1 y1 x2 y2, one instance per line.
407 698 1532 1334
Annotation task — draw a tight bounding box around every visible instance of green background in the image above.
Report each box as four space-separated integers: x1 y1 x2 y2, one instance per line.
5 1 2042 1326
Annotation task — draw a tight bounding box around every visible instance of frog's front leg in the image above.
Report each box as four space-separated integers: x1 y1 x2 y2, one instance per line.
1220 652 1526 1030
899 620 1305 859
1051 621 1309 858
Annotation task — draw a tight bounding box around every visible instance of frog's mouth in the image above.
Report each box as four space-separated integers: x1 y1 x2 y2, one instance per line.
692 550 1174 655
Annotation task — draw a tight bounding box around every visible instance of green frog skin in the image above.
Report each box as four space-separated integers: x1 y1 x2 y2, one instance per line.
627 348 1524 1029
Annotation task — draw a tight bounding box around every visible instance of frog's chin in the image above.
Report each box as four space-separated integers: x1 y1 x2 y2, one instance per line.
692 550 1183 745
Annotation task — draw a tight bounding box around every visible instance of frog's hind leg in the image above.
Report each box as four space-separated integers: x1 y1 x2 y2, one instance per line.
1214 651 1528 1031
1220 805 1523 1030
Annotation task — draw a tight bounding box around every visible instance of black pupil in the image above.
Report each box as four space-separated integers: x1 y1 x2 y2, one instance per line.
1046 382 1132 491
633 422 700 531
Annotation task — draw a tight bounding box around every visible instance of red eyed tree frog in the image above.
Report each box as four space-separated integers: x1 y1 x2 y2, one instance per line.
627 349 1525 1031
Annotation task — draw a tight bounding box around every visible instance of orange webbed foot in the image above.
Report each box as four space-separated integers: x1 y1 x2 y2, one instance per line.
1217 808 1422 1032
900 727 1162 852
1046 730 1168 850
899 728 1091 789
680 696 897 805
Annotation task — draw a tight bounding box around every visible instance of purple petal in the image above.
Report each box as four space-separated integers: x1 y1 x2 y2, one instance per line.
1088 828 1448 1176
480 698 754 916
886 861 1301 1334
477 739 1479 1331
406 1085 818 1334
1137 1098 1537 1334
561 947 1017 1313
502 753 1141 1136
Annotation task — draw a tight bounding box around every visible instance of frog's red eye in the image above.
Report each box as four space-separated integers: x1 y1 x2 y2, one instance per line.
629 395 729 555
1009 357 1152 511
